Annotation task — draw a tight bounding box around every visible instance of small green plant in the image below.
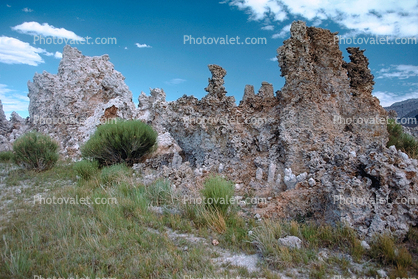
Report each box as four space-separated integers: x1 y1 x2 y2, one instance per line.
370 233 397 265
100 164 132 186
12 132 59 171
145 179 173 206
0 150 14 162
201 175 234 216
81 119 158 166
73 160 99 180
387 118 418 159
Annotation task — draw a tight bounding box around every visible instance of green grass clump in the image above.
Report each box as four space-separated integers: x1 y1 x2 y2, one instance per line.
73 160 99 180
100 164 132 186
201 175 235 216
370 233 412 268
12 132 59 172
387 118 418 159
81 119 158 167
145 179 174 206
0 150 14 162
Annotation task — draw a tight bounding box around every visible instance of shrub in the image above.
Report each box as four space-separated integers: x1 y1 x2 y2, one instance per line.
12 132 59 171
0 150 14 162
387 119 418 159
73 160 99 180
81 119 158 167
100 164 132 186
201 175 234 216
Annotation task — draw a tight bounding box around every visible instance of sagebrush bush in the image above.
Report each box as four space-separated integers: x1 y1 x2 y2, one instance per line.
201 175 234 216
387 119 418 158
12 132 59 171
81 119 157 167
0 150 14 162
73 160 99 180
100 164 132 186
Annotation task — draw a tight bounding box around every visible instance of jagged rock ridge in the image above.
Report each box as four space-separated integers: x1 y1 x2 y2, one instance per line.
1 21 417 239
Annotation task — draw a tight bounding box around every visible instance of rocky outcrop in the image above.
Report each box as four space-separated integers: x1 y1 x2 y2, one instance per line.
276 21 387 173
0 101 30 151
1 21 416 239
27 45 137 156
135 21 416 239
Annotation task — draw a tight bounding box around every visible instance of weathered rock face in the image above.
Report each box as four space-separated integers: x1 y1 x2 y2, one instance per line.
0 101 30 151
27 45 137 156
276 20 388 173
136 21 416 239
1 21 416 239
136 67 278 184
0 101 11 136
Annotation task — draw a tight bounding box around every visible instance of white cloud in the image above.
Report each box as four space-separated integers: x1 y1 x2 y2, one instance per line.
261 25 274 30
124 47 128 50
165 78 186 85
377 65 418 79
0 84 29 118
0 36 46 66
269 57 278 61
22 7 33 12
373 91 418 107
272 24 291 39
54 51 62 59
6 4 11 8
224 0 418 37
135 43 151 48
12 22 84 41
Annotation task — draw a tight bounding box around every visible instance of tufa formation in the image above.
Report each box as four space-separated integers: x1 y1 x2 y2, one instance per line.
0 21 416 239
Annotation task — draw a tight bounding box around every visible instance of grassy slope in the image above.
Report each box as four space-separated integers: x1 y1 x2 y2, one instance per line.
0 161 417 278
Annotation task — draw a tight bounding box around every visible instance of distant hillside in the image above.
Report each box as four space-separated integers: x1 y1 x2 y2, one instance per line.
384 98 418 118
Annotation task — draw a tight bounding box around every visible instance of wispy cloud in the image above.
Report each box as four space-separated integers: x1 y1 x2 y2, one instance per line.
373 91 418 107
135 43 151 48
0 84 29 118
54 51 62 59
6 4 11 8
261 25 274 31
224 0 418 37
272 24 291 39
377 65 418 79
269 57 278 62
0 36 47 66
165 78 186 85
22 7 33 12
12 22 84 41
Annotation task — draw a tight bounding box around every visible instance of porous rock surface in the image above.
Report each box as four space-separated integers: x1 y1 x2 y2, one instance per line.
1 21 417 239
27 45 137 156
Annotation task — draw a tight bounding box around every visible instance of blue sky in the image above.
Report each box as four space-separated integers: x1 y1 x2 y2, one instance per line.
1 0 417 118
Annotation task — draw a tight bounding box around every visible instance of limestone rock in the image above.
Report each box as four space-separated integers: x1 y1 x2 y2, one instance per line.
27 45 137 156
278 236 302 249
258 82 274 98
241 85 255 104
